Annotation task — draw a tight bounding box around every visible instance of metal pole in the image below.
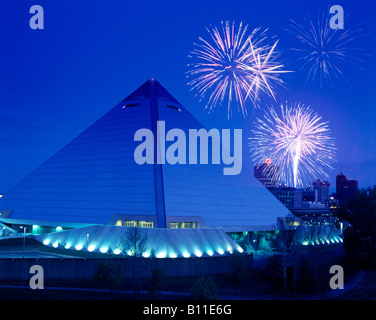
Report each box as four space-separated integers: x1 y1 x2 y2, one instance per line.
22 227 26 258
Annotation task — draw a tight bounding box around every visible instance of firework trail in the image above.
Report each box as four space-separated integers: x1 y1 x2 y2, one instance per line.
187 21 289 118
249 103 336 188
286 10 367 87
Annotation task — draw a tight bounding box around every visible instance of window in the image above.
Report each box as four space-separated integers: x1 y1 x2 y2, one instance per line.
123 220 153 228
138 221 153 228
124 220 138 227
169 222 196 229
170 222 179 229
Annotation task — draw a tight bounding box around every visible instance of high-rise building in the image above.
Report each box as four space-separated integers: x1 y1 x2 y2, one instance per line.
336 172 358 206
302 190 315 202
302 184 314 202
254 159 280 188
268 187 302 209
313 179 330 204
325 195 338 209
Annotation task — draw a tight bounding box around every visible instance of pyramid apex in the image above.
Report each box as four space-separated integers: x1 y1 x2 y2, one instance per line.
122 79 180 105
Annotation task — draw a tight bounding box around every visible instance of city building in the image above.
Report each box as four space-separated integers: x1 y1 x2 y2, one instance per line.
302 201 326 209
290 208 338 228
336 172 358 206
302 189 315 202
0 80 290 256
313 179 330 205
254 159 280 188
325 195 338 209
267 179 342 229
268 187 302 209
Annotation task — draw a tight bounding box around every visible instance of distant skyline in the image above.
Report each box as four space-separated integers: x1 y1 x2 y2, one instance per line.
0 0 375 193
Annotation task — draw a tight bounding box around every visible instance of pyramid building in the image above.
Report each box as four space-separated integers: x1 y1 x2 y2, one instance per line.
0 80 290 234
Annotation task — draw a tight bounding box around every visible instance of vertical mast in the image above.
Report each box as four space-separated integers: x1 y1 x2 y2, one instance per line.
150 80 167 228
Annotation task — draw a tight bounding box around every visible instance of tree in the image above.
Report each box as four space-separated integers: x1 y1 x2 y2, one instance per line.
115 227 149 298
294 224 331 292
264 254 288 295
331 205 352 224
274 215 300 295
116 227 148 257
229 252 247 284
344 186 376 268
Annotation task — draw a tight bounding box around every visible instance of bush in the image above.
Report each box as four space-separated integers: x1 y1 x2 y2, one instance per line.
148 267 167 295
91 261 122 290
190 276 218 300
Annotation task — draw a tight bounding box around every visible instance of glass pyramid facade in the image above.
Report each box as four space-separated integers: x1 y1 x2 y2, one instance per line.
0 80 290 232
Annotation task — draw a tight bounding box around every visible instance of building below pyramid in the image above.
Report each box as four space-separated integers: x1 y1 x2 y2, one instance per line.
0 80 290 257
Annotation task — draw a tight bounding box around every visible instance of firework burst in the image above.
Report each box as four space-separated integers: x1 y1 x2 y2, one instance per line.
249 102 336 188
187 21 289 118
287 10 367 87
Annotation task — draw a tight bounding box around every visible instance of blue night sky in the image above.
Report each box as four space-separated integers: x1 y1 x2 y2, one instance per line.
0 0 375 192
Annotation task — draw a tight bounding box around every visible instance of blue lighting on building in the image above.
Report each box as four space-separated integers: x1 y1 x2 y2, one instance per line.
100 247 108 253
35 225 247 259
194 249 202 257
156 251 167 259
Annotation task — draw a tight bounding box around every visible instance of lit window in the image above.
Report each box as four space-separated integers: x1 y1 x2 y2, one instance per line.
124 220 138 227
123 220 153 228
138 221 153 228
169 222 196 229
170 222 179 229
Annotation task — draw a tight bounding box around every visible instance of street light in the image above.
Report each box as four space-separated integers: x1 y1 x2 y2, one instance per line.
22 227 26 258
